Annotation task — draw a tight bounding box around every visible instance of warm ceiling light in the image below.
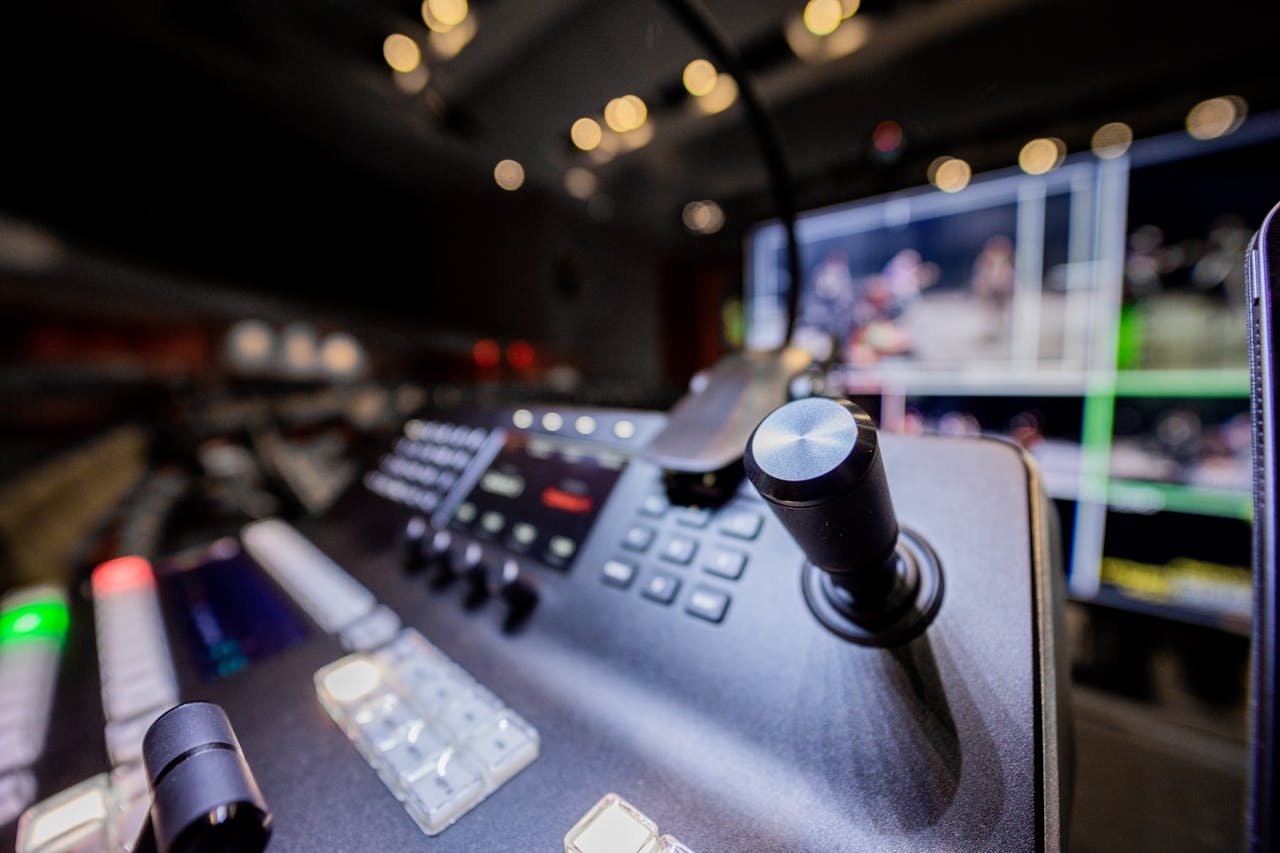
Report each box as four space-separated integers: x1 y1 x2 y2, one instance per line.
786 13 870 62
1091 122 1133 159
1018 137 1065 175
683 200 725 235
564 167 598 199
683 59 718 97
570 117 602 151
1186 95 1246 141
392 65 430 95
803 0 843 36
931 157 971 193
494 159 525 191
425 0 468 29
429 14 477 58
383 34 421 73
605 95 647 133
619 121 654 151
695 74 738 115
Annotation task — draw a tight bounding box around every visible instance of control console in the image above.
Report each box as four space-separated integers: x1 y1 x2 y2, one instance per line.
9 399 1069 851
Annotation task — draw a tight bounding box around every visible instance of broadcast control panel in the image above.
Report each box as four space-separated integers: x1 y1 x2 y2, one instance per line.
7 401 1069 852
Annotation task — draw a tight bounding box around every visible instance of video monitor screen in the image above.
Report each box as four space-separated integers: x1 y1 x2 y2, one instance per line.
746 162 1118 379
744 113 1280 630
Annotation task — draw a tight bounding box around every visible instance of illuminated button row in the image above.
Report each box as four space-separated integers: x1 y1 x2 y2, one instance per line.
241 519 377 635
452 502 577 568
511 409 636 440
564 793 696 853
91 558 179 727
315 629 539 837
0 586 68 825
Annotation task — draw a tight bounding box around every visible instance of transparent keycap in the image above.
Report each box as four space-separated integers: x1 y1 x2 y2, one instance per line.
401 747 484 836
436 686 503 740
378 721 450 784
564 793 660 853
353 692 420 752
461 711 539 787
15 775 111 853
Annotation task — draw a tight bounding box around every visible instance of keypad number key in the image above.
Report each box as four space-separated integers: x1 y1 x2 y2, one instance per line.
718 507 764 541
703 548 747 581
621 525 656 554
658 536 697 566
641 573 681 606
686 587 731 624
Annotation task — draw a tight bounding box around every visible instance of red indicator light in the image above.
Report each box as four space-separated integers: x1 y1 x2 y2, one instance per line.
872 120 903 153
92 556 155 595
541 486 593 514
506 340 535 371
472 339 501 369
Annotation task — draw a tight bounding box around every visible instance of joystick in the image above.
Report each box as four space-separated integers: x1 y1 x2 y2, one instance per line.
744 397 943 645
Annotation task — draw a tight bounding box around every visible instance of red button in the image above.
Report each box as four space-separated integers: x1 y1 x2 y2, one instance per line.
92 556 155 595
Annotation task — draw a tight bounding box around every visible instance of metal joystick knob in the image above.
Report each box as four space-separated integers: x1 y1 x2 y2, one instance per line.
744 397 943 646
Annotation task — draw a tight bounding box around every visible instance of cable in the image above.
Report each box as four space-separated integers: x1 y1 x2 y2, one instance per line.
656 0 804 350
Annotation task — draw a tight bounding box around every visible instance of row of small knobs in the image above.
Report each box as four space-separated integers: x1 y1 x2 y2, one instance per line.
403 516 539 626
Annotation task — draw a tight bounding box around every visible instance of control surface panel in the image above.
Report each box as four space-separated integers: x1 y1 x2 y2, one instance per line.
9 404 1067 852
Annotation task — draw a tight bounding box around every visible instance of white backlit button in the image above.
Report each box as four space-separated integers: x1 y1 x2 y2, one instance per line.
686 587 731 624
480 512 505 536
564 793 659 853
718 508 763 541
317 657 384 708
658 536 697 566
378 721 449 784
601 559 637 589
353 693 420 752
639 494 668 518
15 775 111 853
436 687 503 740
703 548 747 581
461 711 539 787
403 748 484 836
455 502 478 525
0 769 36 829
549 536 577 561
512 523 538 548
621 526 655 553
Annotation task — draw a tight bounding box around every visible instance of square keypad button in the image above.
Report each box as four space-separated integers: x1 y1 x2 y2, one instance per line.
718 508 763 541
703 548 746 580
621 525 656 553
639 494 669 518
686 586 731 624
641 572 681 605
657 536 697 566
601 559 638 589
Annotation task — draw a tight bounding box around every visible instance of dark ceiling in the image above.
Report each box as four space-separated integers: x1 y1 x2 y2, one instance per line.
1 0 1277 314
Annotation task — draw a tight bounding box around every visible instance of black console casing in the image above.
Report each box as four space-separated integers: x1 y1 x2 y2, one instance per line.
12 406 1071 852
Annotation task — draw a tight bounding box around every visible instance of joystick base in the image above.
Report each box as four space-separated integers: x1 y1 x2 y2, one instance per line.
802 527 944 646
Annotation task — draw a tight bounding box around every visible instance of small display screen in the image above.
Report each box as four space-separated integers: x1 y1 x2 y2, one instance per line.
450 432 627 568
158 539 308 680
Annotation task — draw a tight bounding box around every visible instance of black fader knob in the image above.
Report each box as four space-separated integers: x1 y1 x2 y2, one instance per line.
744 397 943 646
496 558 539 629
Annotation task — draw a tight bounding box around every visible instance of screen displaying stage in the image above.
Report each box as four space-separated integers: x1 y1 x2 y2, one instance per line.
745 115 1280 631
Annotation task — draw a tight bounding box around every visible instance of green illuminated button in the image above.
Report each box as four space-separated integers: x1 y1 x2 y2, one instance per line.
0 598 69 645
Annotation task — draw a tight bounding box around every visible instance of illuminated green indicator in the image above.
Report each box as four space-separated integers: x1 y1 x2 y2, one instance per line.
0 600 70 645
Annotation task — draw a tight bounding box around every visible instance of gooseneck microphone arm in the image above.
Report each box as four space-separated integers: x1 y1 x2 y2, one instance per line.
656 0 804 349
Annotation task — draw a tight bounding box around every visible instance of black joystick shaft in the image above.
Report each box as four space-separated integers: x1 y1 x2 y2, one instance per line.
745 398 941 644
745 398 902 602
